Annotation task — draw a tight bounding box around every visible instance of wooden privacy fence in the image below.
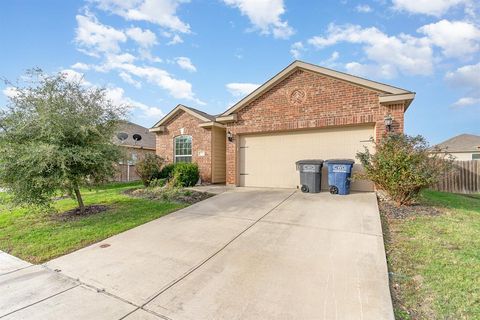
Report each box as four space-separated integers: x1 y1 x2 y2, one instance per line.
432 160 480 194
114 163 140 182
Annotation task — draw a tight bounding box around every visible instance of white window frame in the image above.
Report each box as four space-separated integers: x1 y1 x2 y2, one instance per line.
174 135 192 163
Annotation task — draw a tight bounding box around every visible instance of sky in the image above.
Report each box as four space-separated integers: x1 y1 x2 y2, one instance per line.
0 0 479 144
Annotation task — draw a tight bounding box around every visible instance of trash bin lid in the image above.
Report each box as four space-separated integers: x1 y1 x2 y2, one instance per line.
325 159 355 165
295 159 324 165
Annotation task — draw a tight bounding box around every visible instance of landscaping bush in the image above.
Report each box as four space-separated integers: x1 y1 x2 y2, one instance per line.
356 134 452 206
157 163 175 179
135 154 164 187
149 178 167 188
171 163 200 187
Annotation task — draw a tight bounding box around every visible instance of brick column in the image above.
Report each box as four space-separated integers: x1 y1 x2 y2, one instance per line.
225 128 238 185
375 103 405 142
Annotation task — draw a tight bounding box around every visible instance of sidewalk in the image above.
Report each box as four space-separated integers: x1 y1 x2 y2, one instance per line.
0 251 153 319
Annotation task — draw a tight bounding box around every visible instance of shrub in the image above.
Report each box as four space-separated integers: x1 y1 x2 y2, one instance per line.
149 178 167 188
157 163 175 179
171 163 200 187
135 154 164 187
356 134 452 206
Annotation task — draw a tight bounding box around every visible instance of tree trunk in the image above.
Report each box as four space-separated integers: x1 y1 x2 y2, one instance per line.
73 186 85 214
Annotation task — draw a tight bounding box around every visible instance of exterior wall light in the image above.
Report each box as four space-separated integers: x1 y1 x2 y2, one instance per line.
227 131 234 142
384 114 393 132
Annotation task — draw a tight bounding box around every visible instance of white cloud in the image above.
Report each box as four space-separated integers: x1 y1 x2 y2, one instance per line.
126 27 157 47
93 0 191 33
3 86 19 99
93 53 137 72
392 0 470 16
71 62 91 70
345 62 398 79
119 71 142 88
418 20 480 58
105 86 164 118
290 41 304 59
75 13 127 56
226 82 260 97
60 69 92 86
57 70 162 116
320 51 340 68
174 57 197 72
452 97 480 106
167 34 183 45
73 4 203 107
446 62 480 107
223 0 294 39
138 48 163 63
308 24 433 77
356 4 372 13
445 62 480 88
116 63 204 104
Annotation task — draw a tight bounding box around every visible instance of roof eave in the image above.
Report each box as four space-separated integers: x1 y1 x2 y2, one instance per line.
379 92 416 111
149 126 165 133
198 121 226 129
216 114 237 123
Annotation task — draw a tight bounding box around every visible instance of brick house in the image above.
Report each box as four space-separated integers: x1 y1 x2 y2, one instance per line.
151 61 415 190
114 121 156 182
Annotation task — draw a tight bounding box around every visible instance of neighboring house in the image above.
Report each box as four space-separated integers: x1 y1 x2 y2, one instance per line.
433 134 480 161
114 121 156 182
151 60 415 190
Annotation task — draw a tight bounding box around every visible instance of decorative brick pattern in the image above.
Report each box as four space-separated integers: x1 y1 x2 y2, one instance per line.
155 110 213 183
225 69 406 185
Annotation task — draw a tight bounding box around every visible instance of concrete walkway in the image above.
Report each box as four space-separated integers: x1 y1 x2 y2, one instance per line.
0 188 393 319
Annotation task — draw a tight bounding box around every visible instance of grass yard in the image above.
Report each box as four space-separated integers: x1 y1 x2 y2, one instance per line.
0 182 186 264
384 190 480 319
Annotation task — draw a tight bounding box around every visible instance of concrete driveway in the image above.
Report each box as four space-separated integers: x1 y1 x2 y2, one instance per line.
0 188 393 319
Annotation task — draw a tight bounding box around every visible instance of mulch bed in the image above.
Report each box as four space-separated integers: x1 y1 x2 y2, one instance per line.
54 205 109 221
379 200 442 219
124 188 214 204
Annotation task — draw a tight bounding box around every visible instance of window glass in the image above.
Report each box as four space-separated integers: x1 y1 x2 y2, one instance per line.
472 153 480 160
174 135 192 163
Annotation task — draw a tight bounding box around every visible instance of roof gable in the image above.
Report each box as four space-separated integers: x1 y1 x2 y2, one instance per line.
435 134 480 152
151 104 214 128
220 60 414 116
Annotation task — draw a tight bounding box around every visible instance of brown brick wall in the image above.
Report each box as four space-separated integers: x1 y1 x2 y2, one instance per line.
155 110 212 183
225 69 406 185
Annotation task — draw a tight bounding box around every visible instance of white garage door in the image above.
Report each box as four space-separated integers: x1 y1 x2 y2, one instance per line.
239 126 375 191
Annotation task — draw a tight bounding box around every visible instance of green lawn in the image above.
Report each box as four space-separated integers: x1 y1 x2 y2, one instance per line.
0 182 185 263
386 190 480 319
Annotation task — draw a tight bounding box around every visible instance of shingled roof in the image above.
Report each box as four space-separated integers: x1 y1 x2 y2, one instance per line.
434 134 480 152
114 121 156 149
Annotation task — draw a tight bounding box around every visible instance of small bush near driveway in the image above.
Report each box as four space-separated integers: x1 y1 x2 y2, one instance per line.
356 134 452 206
171 163 200 187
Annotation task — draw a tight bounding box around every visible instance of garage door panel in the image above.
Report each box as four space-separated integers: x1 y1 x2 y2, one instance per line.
239 126 374 191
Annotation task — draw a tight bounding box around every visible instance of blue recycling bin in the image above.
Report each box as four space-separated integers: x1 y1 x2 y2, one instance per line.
325 159 355 195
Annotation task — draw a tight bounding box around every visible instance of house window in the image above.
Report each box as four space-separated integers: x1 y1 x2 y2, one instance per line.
174 135 192 163
473 154 480 160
